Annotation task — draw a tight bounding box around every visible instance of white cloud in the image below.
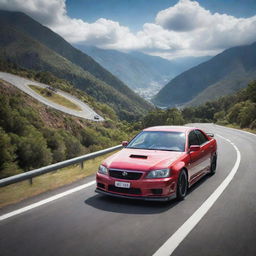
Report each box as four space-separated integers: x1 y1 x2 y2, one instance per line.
156 0 211 32
0 0 139 49
153 0 256 58
0 0 256 59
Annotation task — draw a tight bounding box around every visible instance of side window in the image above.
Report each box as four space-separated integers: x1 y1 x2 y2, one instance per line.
195 130 208 145
188 131 199 146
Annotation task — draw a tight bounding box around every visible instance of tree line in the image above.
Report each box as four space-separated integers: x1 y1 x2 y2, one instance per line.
140 80 256 130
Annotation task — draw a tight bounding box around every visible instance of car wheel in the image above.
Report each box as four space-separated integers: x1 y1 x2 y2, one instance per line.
209 154 217 175
177 169 188 200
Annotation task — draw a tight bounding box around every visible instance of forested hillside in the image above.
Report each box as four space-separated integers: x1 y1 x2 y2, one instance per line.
0 60 138 179
153 41 256 108
142 81 256 130
0 10 152 121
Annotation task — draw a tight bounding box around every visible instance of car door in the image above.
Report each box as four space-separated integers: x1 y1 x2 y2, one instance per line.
194 129 211 172
188 129 211 181
188 130 202 181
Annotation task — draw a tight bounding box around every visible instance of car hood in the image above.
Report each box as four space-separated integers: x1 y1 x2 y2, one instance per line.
103 148 184 171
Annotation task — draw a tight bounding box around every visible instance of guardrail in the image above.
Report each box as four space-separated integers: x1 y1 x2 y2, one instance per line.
0 145 122 187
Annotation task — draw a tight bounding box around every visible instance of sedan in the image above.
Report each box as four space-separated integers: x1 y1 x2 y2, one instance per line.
95 126 217 201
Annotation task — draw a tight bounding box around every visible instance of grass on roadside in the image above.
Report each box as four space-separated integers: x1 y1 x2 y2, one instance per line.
223 123 256 134
29 84 82 111
0 151 116 208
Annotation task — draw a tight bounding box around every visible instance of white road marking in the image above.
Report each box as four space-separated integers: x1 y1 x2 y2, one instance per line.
153 134 241 256
0 181 96 221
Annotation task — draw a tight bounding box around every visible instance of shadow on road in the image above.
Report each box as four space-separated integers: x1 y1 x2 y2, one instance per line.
85 194 179 214
85 173 211 215
188 173 212 194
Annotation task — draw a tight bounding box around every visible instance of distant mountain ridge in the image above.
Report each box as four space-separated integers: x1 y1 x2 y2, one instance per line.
77 45 210 96
0 10 152 120
153 42 256 107
77 46 175 90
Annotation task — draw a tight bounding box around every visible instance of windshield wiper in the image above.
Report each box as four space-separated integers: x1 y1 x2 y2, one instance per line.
156 149 181 152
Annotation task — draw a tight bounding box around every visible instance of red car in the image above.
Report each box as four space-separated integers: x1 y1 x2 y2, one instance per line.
96 126 217 201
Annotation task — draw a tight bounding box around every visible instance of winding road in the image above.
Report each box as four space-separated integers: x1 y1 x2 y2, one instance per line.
0 72 104 121
0 124 256 256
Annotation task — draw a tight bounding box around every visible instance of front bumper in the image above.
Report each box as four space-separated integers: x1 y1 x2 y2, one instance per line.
96 172 177 201
95 188 176 201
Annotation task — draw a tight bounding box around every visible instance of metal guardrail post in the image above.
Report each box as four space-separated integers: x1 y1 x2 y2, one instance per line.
0 145 122 187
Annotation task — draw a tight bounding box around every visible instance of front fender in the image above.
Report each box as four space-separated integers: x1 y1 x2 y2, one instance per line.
171 161 186 177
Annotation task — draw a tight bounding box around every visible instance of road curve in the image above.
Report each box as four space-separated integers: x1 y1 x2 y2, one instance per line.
0 124 256 256
0 71 104 121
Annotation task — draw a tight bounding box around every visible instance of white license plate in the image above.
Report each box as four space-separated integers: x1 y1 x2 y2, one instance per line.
115 181 130 188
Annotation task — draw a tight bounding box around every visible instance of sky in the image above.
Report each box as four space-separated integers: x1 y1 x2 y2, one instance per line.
0 0 255 59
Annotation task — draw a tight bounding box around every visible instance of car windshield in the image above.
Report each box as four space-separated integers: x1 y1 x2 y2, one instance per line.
127 131 185 152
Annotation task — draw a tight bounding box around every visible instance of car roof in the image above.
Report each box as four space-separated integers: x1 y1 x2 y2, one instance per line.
143 126 196 133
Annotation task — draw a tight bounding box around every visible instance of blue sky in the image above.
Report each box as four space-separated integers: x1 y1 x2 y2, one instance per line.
0 0 255 59
66 0 256 32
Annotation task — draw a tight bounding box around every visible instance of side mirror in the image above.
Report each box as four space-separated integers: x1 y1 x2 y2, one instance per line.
206 133 214 137
189 145 200 152
122 141 128 147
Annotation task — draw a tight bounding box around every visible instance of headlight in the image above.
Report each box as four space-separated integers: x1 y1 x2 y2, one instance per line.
146 169 170 179
98 165 108 175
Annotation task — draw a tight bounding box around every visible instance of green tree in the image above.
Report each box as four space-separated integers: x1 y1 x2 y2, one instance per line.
0 128 17 177
43 129 67 163
60 131 84 159
166 108 185 125
16 126 52 170
245 81 256 103
237 101 256 128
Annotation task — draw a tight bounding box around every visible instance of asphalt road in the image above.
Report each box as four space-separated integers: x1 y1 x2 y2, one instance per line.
0 72 104 121
0 124 256 256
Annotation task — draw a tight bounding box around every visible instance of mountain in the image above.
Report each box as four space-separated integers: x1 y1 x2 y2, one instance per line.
76 45 210 99
0 10 152 120
76 46 174 90
153 42 256 108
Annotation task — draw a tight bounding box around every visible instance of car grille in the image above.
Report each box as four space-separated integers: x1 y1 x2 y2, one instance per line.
109 169 143 180
108 185 142 195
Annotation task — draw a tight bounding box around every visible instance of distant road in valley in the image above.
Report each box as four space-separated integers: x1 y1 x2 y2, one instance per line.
0 124 255 256
0 71 104 121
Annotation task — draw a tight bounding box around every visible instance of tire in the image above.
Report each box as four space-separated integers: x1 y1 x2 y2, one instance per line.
209 154 217 175
177 169 188 200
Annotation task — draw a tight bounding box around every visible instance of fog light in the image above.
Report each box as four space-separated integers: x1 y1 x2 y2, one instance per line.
151 189 163 195
97 183 105 189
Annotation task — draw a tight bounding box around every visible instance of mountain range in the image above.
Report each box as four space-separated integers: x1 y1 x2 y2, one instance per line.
77 45 210 99
0 10 152 120
1 10 255 113
153 41 256 107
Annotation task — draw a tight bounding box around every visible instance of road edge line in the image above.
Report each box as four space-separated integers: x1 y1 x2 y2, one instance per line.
153 134 241 256
0 181 96 221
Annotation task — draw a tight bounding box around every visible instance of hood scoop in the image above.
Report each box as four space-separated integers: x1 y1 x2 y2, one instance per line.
129 154 148 159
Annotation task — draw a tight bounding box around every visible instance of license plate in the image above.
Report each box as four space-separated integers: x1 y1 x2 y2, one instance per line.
115 181 130 188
